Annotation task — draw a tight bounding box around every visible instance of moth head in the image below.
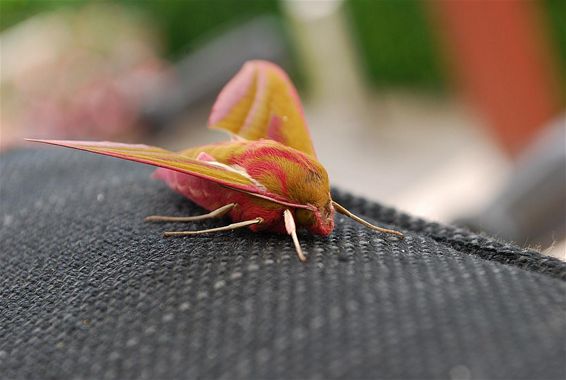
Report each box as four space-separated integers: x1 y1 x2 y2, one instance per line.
296 198 335 236
296 199 404 239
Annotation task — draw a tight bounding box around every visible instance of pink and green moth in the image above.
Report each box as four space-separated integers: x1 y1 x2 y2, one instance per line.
28 60 403 262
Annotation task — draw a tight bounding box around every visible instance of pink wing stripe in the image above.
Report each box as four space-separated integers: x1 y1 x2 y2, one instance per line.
26 139 310 209
242 64 266 135
26 139 258 190
208 63 254 126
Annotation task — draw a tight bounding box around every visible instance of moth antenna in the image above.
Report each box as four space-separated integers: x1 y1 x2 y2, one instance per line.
332 201 404 238
145 203 237 223
284 209 307 262
163 217 263 237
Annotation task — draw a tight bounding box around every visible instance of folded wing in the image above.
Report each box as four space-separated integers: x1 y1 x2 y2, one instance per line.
26 139 306 208
208 60 317 157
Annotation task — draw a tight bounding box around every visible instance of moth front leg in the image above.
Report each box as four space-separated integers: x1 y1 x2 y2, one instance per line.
145 203 237 223
284 209 307 262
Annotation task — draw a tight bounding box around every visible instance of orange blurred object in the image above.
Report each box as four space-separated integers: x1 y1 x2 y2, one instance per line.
431 0 561 157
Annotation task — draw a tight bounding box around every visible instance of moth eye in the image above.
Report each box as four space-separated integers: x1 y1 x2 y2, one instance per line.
323 205 332 219
295 208 315 225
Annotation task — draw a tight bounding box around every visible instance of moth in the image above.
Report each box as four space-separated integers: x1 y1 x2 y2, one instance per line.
28 60 403 262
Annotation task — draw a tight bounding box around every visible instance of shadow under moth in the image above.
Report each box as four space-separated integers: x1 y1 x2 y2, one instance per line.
28 60 403 262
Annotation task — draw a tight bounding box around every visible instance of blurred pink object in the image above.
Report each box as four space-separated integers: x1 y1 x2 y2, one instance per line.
0 4 168 151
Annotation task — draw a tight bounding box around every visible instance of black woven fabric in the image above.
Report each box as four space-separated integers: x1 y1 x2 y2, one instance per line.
1 148 565 380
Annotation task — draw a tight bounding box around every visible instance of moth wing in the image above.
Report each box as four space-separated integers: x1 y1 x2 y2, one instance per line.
208 60 317 157
26 139 306 208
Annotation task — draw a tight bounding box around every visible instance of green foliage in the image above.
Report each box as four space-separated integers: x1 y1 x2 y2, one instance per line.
117 0 281 58
1 0 562 92
543 0 565 66
0 0 85 30
1 0 280 59
346 0 445 91
542 0 566 99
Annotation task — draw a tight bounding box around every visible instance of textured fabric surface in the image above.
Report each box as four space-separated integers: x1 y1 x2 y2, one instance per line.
1 148 565 380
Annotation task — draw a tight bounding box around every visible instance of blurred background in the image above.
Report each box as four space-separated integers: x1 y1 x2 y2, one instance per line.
1 0 564 259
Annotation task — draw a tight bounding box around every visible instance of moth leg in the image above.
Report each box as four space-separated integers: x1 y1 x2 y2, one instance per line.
284 209 307 262
163 217 263 237
145 203 237 223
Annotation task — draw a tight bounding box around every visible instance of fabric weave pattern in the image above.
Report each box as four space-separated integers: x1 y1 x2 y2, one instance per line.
1 149 565 380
